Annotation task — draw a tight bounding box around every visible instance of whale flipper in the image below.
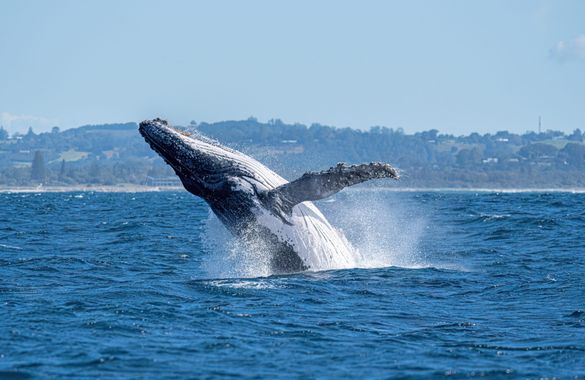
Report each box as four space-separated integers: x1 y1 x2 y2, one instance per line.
264 162 399 217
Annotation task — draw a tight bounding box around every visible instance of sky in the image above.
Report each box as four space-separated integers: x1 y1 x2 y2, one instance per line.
0 0 584 135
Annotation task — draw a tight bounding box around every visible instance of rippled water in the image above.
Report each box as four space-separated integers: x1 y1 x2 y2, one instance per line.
1 190 584 379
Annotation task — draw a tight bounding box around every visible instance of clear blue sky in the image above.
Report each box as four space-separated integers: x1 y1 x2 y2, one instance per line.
1 0 584 135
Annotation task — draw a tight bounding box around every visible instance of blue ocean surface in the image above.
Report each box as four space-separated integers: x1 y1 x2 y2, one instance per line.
1 190 584 379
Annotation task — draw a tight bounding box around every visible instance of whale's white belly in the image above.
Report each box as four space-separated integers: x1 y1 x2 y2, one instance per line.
228 161 358 270
254 201 357 271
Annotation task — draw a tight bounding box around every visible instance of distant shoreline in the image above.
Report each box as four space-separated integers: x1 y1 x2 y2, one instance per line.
2 185 585 194
0 185 184 193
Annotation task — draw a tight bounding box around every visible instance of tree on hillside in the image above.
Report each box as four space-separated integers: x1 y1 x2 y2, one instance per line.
569 129 583 142
89 161 101 183
25 127 36 140
59 160 66 180
31 151 47 182
561 143 585 168
456 147 482 167
0 126 8 140
518 143 558 160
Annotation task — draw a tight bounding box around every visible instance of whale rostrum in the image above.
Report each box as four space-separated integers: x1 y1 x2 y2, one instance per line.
139 118 399 274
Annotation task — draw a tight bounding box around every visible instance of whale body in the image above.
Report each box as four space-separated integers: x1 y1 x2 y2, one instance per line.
139 119 399 274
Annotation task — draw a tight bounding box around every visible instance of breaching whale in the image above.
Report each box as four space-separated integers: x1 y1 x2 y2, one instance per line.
139 118 399 274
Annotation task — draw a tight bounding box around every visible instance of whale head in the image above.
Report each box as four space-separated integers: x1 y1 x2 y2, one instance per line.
139 118 283 198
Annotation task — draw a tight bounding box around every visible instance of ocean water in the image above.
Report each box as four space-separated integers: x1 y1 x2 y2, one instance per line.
1 190 584 379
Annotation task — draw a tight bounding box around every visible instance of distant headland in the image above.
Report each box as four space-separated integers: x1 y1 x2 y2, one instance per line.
1 118 584 189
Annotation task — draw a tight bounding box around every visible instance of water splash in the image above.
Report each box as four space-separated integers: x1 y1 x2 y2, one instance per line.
201 212 273 278
326 190 427 269
200 190 430 278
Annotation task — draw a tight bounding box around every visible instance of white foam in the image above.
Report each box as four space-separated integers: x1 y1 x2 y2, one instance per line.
327 192 426 270
201 211 273 278
205 279 282 289
199 190 446 278
0 244 23 251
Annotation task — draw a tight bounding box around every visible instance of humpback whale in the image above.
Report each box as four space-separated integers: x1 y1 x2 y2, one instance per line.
139 118 399 274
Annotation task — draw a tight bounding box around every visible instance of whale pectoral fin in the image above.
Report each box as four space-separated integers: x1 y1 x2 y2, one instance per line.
267 162 399 215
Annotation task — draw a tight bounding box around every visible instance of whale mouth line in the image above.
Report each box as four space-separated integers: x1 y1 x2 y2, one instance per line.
139 125 190 177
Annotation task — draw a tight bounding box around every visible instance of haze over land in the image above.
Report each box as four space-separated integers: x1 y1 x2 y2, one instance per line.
1 119 584 189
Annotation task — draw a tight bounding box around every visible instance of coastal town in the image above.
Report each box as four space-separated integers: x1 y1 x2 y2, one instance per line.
1 118 584 190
